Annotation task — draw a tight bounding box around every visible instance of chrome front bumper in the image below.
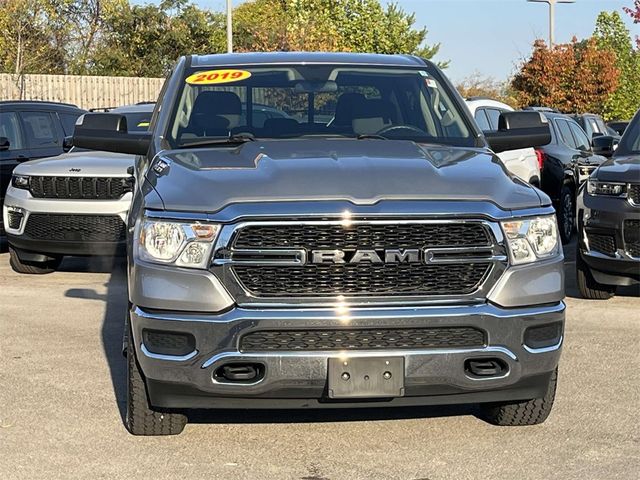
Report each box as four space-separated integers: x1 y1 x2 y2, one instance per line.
131 302 564 408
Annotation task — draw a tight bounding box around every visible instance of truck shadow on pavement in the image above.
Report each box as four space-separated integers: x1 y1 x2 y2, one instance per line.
64 256 129 422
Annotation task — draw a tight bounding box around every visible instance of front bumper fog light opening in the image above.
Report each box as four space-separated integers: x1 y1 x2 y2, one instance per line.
523 322 563 350
142 329 196 357
6 206 25 230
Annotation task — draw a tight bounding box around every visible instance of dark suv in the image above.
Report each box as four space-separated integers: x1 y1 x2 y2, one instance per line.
0 101 86 234
536 112 607 243
572 113 619 140
576 109 640 299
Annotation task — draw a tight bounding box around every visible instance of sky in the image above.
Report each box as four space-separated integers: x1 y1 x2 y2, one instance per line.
157 0 639 83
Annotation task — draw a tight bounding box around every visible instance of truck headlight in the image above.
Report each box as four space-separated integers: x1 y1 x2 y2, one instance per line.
587 179 626 196
501 216 560 265
11 174 30 190
137 219 220 269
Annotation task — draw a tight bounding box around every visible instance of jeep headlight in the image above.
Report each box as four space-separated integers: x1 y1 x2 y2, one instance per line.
137 219 220 269
501 216 560 265
587 179 626 197
11 174 30 190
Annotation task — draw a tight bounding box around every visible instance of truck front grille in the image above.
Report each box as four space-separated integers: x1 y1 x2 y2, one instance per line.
233 223 491 249
233 263 491 296
24 214 126 242
240 327 486 352
221 220 503 301
624 219 640 257
29 176 133 200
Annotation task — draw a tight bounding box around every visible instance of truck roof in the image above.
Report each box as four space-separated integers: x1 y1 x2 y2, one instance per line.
190 52 430 68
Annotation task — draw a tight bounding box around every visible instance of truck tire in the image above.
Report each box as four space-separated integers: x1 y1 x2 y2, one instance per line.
125 338 187 436
576 247 616 300
9 246 61 274
557 186 574 244
478 368 557 426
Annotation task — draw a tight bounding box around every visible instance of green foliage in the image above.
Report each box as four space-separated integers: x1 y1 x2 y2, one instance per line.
593 10 640 121
0 0 444 77
234 0 445 66
0 0 67 75
89 0 226 77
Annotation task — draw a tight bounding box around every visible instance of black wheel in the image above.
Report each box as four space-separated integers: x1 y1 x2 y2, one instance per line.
556 186 574 244
576 246 616 300
478 368 558 426
8 246 62 274
125 332 187 436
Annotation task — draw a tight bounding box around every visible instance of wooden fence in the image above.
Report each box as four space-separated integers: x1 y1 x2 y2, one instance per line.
0 73 164 110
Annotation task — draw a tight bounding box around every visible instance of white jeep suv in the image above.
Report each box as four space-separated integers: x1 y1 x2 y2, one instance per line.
466 98 541 186
2 103 153 274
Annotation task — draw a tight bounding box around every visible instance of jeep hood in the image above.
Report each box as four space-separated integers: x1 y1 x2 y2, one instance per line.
594 154 640 182
14 150 133 177
146 139 545 212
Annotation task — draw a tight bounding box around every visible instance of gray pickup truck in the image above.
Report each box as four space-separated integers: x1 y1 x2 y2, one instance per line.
73 52 565 436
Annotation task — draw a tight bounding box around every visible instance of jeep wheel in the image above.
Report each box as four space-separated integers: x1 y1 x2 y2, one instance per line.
576 247 616 300
478 368 558 426
125 335 187 436
9 246 62 274
557 186 574 244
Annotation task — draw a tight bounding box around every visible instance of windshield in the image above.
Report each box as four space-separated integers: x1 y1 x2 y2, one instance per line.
616 111 640 155
167 65 474 148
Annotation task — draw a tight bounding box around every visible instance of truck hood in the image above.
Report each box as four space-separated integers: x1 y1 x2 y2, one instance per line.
147 139 545 213
594 154 640 182
14 150 133 177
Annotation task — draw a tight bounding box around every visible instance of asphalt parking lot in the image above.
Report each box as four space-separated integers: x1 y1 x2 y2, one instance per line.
0 243 639 480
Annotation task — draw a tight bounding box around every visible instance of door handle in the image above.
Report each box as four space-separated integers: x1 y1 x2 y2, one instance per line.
17 155 30 162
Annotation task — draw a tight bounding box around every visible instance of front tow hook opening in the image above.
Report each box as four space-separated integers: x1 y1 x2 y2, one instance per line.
214 363 265 384
464 358 508 379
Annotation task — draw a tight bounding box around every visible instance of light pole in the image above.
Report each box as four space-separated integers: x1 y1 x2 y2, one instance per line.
528 0 575 47
226 0 233 53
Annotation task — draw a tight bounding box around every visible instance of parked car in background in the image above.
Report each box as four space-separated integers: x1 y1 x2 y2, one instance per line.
536 112 607 244
572 113 620 140
2 103 154 274
576 109 640 299
0 101 86 235
466 98 541 186
607 121 630 137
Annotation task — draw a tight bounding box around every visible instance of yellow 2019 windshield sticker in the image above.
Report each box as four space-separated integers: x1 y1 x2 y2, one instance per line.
185 69 252 85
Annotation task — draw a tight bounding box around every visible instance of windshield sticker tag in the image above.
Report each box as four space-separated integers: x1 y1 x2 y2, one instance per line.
424 78 438 89
186 69 252 85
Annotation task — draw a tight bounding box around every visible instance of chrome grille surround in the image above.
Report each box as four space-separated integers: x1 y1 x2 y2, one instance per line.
211 218 508 307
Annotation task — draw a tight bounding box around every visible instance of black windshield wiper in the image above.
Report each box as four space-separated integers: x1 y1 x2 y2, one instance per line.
178 134 255 148
356 134 387 140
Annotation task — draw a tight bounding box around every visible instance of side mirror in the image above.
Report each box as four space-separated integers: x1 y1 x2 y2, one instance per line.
592 135 619 158
0 136 9 151
485 112 551 154
63 136 74 152
73 113 151 155
592 132 604 139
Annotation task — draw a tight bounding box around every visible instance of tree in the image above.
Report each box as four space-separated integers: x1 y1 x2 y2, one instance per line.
234 0 445 66
624 0 640 48
87 0 226 77
594 10 640 120
456 72 518 106
511 38 619 116
0 0 67 76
